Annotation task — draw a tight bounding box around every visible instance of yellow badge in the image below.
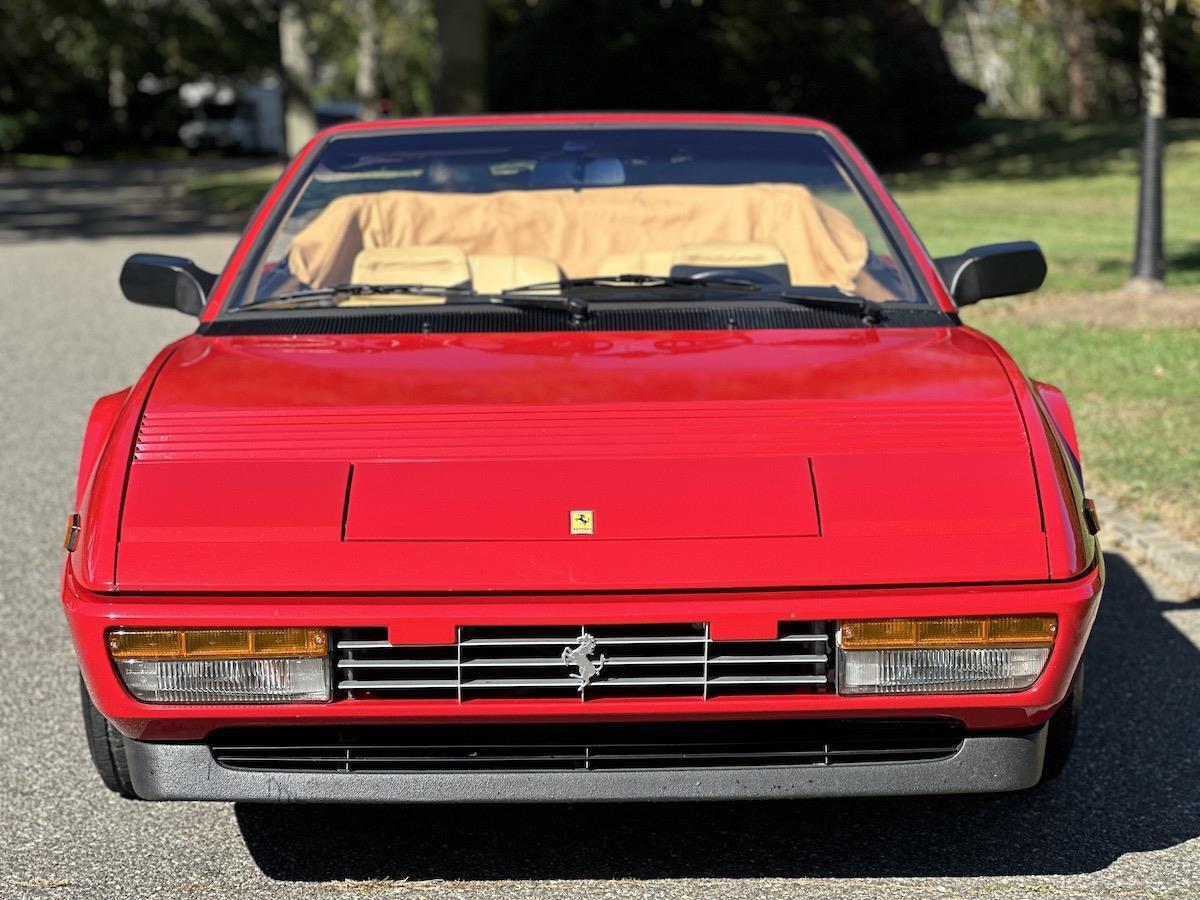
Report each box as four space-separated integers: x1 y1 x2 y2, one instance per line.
570 510 594 535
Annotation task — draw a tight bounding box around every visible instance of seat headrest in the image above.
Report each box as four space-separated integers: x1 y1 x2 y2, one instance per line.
467 255 563 294
596 251 674 277
350 245 471 287
671 242 788 269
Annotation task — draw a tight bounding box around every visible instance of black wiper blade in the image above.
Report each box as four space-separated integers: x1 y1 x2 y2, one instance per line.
240 282 474 311
504 273 762 293
775 289 886 324
493 273 760 323
488 292 590 324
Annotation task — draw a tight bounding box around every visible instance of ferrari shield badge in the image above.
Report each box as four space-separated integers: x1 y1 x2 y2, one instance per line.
562 633 606 690
570 510 594 534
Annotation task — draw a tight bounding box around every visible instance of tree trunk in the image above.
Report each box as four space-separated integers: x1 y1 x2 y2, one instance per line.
108 45 128 134
356 0 381 121
279 0 317 158
1061 0 1090 122
432 0 487 114
1128 0 1167 292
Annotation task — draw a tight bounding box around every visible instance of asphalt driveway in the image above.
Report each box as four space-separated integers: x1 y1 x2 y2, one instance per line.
1 164 1198 898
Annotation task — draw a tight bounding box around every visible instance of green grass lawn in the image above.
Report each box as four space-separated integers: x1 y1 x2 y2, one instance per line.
964 307 1199 542
893 119 1200 542
888 118 1200 293
184 164 281 211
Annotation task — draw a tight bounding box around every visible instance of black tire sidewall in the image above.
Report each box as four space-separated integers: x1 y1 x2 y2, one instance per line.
1040 660 1085 783
79 675 138 798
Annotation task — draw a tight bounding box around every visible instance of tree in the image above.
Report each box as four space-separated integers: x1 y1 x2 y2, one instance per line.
432 0 487 114
0 0 279 153
1057 0 1093 121
490 0 982 163
280 0 317 157
356 0 381 120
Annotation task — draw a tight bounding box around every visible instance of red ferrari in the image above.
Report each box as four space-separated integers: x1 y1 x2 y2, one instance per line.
66 113 1102 802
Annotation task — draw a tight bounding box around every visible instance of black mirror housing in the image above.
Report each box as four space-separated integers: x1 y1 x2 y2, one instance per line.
934 241 1047 307
119 254 217 316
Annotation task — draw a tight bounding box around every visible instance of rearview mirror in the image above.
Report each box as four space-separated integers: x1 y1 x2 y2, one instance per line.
934 241 1047 306
119 253 217 316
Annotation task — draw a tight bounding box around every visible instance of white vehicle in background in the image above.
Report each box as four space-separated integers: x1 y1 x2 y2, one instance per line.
179 79 357 156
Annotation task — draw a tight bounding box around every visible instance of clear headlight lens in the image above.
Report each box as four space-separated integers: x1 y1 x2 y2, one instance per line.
837 616 1055 695
108 628 331 704
839 646 1051 694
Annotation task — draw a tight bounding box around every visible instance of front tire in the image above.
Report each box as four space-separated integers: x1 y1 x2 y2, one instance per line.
79 675 139 798
1040 661 1084 782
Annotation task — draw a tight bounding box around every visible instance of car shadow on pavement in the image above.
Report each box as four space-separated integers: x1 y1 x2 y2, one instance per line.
235 552 1199 881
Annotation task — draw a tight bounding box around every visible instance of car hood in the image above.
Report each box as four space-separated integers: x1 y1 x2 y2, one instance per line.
115 327 1048 592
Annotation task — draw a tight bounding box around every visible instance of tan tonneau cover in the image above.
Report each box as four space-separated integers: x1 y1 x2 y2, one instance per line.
288 183 870 291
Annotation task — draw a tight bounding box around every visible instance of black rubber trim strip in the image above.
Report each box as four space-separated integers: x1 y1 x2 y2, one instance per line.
124 725 1045 802
197 305 950 336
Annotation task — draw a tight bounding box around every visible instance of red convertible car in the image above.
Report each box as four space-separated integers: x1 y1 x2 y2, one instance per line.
66 113 1102 802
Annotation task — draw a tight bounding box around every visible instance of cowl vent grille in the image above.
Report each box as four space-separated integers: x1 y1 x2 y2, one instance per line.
199 305 950 337
335 622 833 701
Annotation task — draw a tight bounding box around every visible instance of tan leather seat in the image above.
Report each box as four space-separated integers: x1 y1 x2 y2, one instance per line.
671 241 788 271
595 251 674 277
467 254 562 293
345 245 470 305
350 244 471 286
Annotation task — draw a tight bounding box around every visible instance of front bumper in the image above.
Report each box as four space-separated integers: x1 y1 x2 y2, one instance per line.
66 561 1102 740
124 725 1047 802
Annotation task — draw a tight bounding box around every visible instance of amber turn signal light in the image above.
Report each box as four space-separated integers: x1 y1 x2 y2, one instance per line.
108 627 329 660
840 615 1057 650
63 513 81 552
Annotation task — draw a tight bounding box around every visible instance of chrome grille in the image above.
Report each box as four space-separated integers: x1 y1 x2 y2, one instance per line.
335 622 833 701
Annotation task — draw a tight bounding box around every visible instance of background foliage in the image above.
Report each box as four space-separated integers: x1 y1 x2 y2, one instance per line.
487 0 982 161
0 0 972 159
5 0 1196 160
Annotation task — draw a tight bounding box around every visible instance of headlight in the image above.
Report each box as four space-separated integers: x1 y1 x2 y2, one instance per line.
108 628 331 703
837 616 1055 695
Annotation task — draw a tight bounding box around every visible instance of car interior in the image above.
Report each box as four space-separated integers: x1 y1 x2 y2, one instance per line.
277 182 904 304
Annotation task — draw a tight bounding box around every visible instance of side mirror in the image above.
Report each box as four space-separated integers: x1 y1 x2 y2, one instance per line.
119 253 217 316
934 241 1047 306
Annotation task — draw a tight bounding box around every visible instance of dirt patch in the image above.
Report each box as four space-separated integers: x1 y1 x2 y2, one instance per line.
962 289 1200 329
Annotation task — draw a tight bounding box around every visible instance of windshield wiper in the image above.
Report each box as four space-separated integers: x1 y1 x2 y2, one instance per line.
504 276 885 323
493 273 761 324
239 282 476 311
505 273 762 294
488 292 591 323
775 289 886 324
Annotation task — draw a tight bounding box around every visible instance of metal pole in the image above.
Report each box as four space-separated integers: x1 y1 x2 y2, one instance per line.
1129 0 1167 291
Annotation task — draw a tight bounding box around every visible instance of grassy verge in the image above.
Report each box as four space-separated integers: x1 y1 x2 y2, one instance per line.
0 152 75 169
894 118 1200 543
184 165 281 212
888 118 1200 293
0 147 202 168
963 295 1199 543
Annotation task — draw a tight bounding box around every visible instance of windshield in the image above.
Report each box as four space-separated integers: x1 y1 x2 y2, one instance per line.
232 127 925 311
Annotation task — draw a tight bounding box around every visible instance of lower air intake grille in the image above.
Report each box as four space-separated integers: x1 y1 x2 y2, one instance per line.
209 719 965 773
335 622 833 701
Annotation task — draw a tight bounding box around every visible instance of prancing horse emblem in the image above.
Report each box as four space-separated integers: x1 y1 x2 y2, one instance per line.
562 633 607 691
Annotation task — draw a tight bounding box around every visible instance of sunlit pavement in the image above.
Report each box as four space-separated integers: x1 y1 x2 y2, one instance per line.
1 169 1197 898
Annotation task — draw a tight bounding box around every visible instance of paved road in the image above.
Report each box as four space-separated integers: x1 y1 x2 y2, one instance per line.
1 165 1199 899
